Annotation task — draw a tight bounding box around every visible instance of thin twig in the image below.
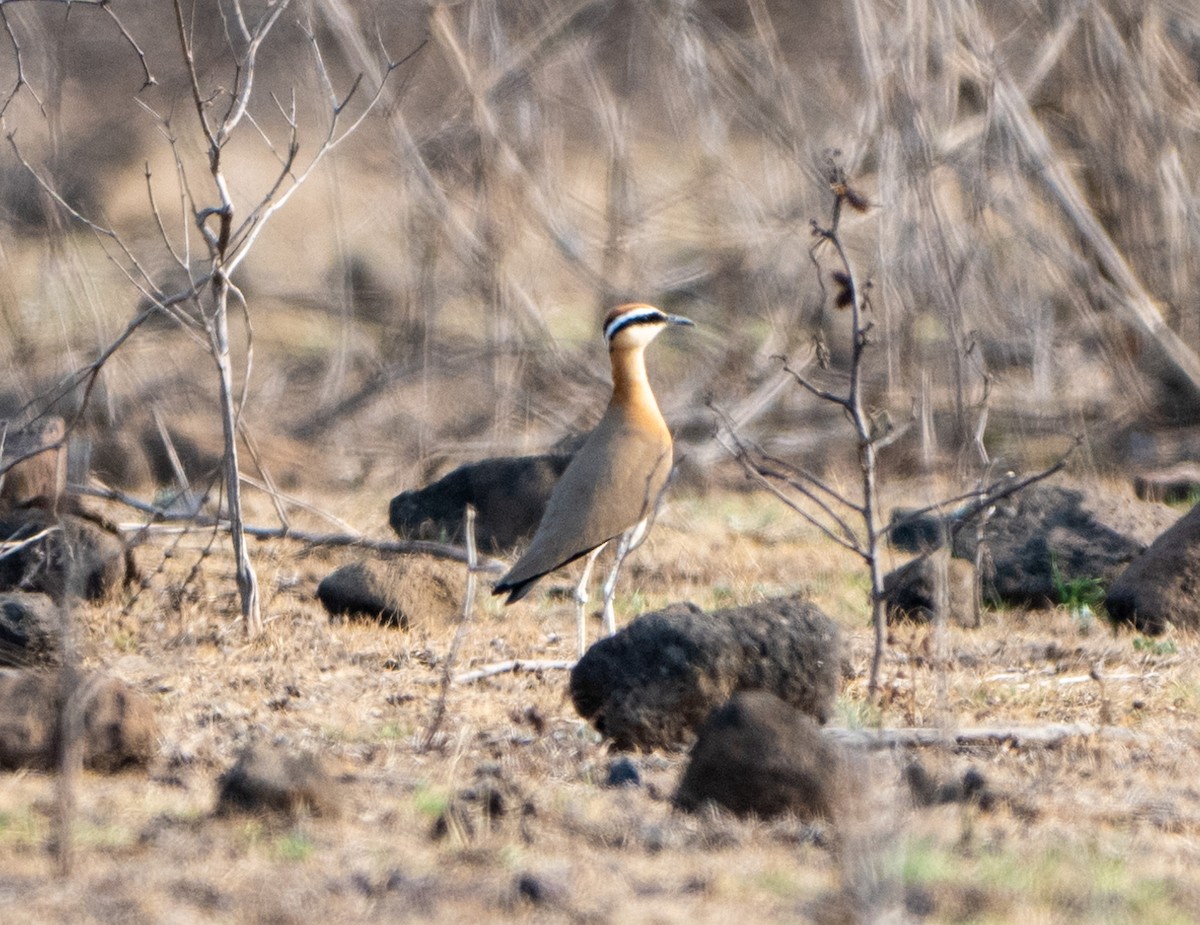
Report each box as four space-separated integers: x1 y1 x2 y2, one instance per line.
883 443 1080 548
454 659 576 685
74 483 507 572
826 722 1141 749
0 6 45 119
421 505 481 751
101 3 155 90
712 403 864 552
0 526 59 560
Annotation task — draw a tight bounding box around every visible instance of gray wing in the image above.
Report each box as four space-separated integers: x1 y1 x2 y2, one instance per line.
494 418 671 601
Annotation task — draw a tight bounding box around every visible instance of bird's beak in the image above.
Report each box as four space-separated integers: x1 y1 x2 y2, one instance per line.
665 314 695 328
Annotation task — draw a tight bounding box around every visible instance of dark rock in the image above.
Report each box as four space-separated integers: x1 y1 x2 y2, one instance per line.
674 691 844 820
216 743 339 818
894 485 1176 608
0 669 157 772
0 507 131 600
883 556 978 626
570 595 841 751
966 486 1160 607
89 432 154 490
389 453 573 553
605 755 641 788
0 416 66 512
341 254 398 328
1106 503 1200 633
905 885 937 918
1133 464 1200 504
0 592 61 666
138 422 221 488
514 871 569 907
317 557 461 629
904 761 991 808
0 669 59 770
888 506 951 553
431 765 535 842
75 672 160 773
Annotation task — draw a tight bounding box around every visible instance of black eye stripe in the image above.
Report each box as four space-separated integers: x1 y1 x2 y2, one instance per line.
604 310 665 341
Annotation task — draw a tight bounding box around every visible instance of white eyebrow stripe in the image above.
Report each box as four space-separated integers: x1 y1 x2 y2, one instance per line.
604 307 663 342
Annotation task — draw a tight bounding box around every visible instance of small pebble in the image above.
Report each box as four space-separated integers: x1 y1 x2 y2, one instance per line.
605 756 641 788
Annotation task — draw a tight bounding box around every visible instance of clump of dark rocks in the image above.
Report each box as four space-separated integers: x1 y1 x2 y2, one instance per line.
889 484 1176 609
0 506 134 601
883 556 978 626
0 416 134 602
1133 464 1200 504
389 453 572 552
0 592 61 666
215 742 340 818
316 556 461 629
570 595 841 751
1106 501 1200 633
674 690 845 820
0 669 158 772
904 761 994 810
430 764 536 843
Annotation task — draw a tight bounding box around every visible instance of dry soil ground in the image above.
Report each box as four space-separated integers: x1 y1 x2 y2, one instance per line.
1 483 1199 924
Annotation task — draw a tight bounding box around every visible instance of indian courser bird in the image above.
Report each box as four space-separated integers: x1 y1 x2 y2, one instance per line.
493 303 694 655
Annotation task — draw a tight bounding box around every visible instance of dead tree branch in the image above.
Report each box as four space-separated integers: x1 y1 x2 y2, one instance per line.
723 160 1080 699
422 505 482 751
826 722 1140 750
454 660 575 685
75 483 505 572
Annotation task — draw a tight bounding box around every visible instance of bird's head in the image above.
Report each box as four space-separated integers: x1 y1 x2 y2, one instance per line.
602 303 694 351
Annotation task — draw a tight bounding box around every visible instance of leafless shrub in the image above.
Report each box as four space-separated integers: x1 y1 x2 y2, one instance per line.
719 161 1077 695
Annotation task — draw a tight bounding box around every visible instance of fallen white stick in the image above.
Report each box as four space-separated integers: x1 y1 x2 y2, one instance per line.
0 527 60 560
827 722 1140 749
984 672 1151 687
455 659 576 684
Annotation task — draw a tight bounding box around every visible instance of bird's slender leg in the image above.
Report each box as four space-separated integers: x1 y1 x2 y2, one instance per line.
601 517 649 636
574 542 607 657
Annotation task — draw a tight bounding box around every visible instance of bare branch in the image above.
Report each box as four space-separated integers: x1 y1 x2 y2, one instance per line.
0 6 45 119
219 0 292 142
5 132 155 290
776 354 850 408
226 279 254 429
0 526 58 561
455 660 576 685
171 0 218 152
237 473 351 534
101 2 155 90
299 14 339 110
223 55 399 278
422 506 482 751
883 440 1082 555
718 407 865 521
235 421 287 531
714 413 866 557
214 0 251 49
827 722 1140 750
142 161 187 271
75 484 507 573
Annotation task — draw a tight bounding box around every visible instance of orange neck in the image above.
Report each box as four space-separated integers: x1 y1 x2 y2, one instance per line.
608 345 664 425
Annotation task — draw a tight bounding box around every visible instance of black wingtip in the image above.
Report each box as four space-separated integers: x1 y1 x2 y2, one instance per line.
493 577 536 605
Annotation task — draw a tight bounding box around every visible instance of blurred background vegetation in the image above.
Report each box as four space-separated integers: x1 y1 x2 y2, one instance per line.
2 0 1199 507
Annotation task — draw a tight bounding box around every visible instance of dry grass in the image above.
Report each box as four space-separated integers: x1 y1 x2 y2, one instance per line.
2 1 1200 921
1 484 1198 924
